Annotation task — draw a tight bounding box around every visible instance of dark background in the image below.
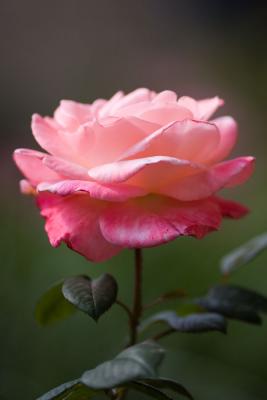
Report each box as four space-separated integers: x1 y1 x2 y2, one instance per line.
1 1 267 399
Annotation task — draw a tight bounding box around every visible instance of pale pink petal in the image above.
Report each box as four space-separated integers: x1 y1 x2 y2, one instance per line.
31 114 69 158
210 116 238 162
196 97 224 120
97 91 124 118
88 156 202 190
102 88 155 117
214 196 249 218
119 120 220 164
37 193 121 262
177 96 198 115
13 149 61 185
61 123 95 166
88 117 158 166
160 156 255 201
37 180 148 202
139 105 193 125
54 100 92 130
19 179 36 195
91 99 107 116
99 196 222 248
42 155 89 180
178 96 224 120
152 90 177 103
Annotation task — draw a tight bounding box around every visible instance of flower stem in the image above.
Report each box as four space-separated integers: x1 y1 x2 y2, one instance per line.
129 248 143 346
152 328 175 341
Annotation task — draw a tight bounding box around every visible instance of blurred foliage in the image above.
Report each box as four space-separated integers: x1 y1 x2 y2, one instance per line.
1 1 267 399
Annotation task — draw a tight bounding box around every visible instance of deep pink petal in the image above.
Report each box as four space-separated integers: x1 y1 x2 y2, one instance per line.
100 196 222 248
13 149 61 185
37 179 148 202
160 156 255 201
214 196 249 218
37 193 121 262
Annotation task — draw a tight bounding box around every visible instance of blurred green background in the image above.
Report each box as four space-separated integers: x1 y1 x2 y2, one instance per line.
1 1 267 399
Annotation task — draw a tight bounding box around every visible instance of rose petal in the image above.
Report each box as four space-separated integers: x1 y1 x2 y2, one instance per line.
119 119 220 164
88 117 157 166
37 193 121 262
152 90 178 103
210 116 238 162
100 196 222 248
13 149 61 185
54 100 92 131
37 179 148 202
139 105 193 125
100 88 155 118
31 114 70 158
42 155 89 180
178 96 224 120
88 156 202 189
197 97 224 120
160 156 255 201
214 196 249 218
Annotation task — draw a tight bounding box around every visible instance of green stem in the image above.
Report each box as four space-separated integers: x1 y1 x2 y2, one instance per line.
116 300 134 322
152 328 175 341
129 248 143 346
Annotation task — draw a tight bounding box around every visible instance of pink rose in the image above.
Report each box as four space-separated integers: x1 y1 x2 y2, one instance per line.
14 89 254 262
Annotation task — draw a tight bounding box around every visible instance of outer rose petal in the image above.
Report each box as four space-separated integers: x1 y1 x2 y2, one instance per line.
160 156 255 201
37 193 121 262
215 196 249 218
13 149 61 185
99 196 222 248
37 179 148 202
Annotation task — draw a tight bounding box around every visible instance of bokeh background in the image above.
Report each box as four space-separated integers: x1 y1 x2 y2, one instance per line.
1 1 267 399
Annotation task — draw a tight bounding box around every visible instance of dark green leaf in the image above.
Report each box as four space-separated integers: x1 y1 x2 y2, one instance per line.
126 381 173 399
35 282 76 326
197 284 267 324
81 341 165 390
220 232 267 275
141 378 194 400
140 310 227 334
36 380 99 399
62 274 118 321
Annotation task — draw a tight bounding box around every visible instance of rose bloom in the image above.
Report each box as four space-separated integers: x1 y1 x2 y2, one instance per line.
14 89 254 262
